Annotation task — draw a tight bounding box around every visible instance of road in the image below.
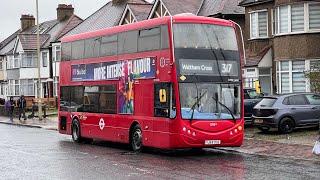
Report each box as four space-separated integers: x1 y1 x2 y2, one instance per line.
0 124 319 180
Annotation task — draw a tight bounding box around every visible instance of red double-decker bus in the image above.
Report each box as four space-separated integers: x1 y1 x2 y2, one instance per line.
59 15 244 151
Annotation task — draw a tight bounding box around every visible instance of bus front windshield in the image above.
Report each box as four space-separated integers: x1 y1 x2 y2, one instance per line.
180 83 240 120
173 23 241 120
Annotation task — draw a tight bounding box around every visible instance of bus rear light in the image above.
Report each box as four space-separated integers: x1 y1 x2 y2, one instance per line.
234 129 238 133
192 132 196 137
187 130 191 134
238 126 243 131
183 127 186 132
230 131 233 135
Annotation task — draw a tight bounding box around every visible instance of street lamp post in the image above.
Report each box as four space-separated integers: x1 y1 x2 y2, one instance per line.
36 0 42 120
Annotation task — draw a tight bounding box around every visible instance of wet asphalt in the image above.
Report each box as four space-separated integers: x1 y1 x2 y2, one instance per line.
0 124 319 180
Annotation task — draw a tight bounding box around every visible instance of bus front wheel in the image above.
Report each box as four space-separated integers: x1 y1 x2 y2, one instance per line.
130 124 143 152
72 119 82 143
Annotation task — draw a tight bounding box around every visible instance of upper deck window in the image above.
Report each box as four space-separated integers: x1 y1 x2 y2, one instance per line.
61 25 170 61
173 24 238 51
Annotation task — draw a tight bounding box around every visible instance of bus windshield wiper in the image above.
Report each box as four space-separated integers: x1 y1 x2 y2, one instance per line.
189 90 207 120
212 94 236 121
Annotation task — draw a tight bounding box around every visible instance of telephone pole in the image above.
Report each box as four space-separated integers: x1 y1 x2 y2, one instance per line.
36 0 42 120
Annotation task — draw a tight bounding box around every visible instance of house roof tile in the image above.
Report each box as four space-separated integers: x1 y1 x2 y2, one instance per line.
55 15 83 41
18 34 50 50
239 0 274 7
245 45 271 67
0 30 20 55
161 0 201 15
129 3 153 21
198 0 244 16
66 2 126 36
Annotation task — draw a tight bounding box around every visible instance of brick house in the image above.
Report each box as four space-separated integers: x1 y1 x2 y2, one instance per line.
240 0 320 95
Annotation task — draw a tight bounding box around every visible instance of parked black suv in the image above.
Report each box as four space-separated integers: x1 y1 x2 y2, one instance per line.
244 88 263 124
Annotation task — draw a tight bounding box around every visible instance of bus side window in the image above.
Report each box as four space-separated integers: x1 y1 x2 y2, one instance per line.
154 83 176 118
161 25 169 49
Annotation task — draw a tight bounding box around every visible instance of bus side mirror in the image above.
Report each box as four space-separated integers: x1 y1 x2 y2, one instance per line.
159 89 167 103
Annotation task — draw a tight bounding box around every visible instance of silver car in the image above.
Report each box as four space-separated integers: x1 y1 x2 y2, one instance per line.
252 93 320 133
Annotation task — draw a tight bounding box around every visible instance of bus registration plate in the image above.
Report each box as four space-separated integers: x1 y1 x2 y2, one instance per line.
205 140 221 145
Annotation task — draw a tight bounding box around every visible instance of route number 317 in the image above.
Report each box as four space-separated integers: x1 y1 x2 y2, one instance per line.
221 63 233 73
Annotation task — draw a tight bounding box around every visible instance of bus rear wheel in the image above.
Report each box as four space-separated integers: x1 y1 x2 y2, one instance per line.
130 124 143 152
72 119 83 143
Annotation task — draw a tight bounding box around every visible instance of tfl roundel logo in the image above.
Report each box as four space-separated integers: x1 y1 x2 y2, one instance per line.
99 118 105 130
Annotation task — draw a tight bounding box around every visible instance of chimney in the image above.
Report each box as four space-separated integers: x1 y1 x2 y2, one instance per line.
20 15 35 31
112 0 128 5
57 4 74 21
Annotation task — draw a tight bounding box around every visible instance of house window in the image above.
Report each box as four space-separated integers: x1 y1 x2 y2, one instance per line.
8 80 20 96
279 6 289 33
274 2 320 35
277 60 306 94
15 80 20 96
20 79 35 96
21 52 37 68
250 10 268 38
14 55 20 68
292 61 306 92
291 4 305 32
54 45 61 62
309 3 320 30
42 52 48 67
6 56 13 69
8 80 13 96
0 59 3 70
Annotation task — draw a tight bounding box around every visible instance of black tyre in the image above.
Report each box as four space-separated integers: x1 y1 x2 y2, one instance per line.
72 119 83 143
258 127 270 133
278 117 295 134
130 124 143 152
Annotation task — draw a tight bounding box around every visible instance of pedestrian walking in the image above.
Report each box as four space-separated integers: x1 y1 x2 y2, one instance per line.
17 95 27 121
5 97 14 123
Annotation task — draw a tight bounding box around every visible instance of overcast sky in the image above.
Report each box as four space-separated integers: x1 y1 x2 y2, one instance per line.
0 0 152 42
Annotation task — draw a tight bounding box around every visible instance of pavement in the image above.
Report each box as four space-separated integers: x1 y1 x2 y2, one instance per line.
0 115 58 130
0 115 319 162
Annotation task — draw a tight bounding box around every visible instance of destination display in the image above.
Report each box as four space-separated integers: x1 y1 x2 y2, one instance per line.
178 59 239 77
71 57 156 81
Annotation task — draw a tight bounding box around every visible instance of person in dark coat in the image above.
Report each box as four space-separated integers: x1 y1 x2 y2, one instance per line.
5 97 14 122
17 95 27 120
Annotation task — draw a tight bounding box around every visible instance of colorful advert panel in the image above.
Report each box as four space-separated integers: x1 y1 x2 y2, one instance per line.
71 57 156 114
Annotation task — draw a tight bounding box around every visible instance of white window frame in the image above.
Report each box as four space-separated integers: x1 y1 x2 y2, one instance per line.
53 45 61 62
308 2 320 32
274 2 320 36
276 60 308 94
6 55 19 69
249 9 269 39
20 79 35 96
42 51 48 67
8 79 20 96
21 52 38 68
